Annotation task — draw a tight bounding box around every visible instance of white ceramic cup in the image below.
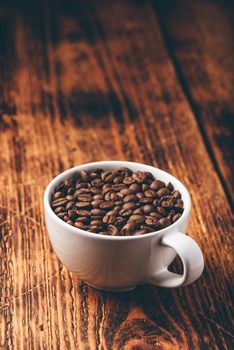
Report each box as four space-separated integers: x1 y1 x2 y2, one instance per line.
44 161 204 291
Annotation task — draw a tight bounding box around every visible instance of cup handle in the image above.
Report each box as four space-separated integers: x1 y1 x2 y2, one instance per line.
147 232 204 288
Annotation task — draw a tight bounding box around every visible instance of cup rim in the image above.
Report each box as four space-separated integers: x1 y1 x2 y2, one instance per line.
44 161 191 240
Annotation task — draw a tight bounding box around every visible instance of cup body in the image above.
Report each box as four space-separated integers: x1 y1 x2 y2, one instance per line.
44 161 191 291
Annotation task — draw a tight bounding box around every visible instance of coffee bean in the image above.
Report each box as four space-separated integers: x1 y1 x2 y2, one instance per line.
68 210 77 220
142 204 154 214
128 215 145 223
160 196 174 208
104 191 119 201
159 217 171 228
76 182 89 190
100 201 115 210
90 187 102 194
133 171 147 183
107 224 118 235
129 183 141 193
139 197 154 204
103 215 116 224
121 222 137 234
76 210 90 216
119 209 133 217
51 167 184 236
172 190 181 200
172 213 181 222
90 220 103 226
91 179 103 187
157 187 170 197
54 206 65 214
144 190 157 198
53 191 65 200
123 194 138 203
91 200 104 208
66 201 75 210
75 202 92 209
155 206 167 216
51 198 68 208
150 180 165 191
77 194 93 202
119 188 133 196
149 212 162 220
76 217 90 224
167 182 174 191
91 209 106 216
145 217 160 228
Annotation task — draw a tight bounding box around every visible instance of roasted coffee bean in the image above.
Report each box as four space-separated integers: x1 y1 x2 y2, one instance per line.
139 197 154 204
77 194 93 202
122 202 137 210
90 187 102 194
51 167 184 236
107 224 118 235
157 187 170 197
76 210 90 216
172 190 181 200
68 210 77 220
121 222 137 234
100 201 115 210
142 204 154 214
76 182 88 189
115 217 127 227
80 170 89 182
159 217 171 228
53 191 65 200
150 180 165 191
150 212 162 220
93 194 104 200
91 179 103 187
91 209 106 216
123 176 135 184
167 182 174 191
155 206 167 216
129 183 141 192
104 191 119 201
128 215 145 223
119 209 133 218
91 199 104 208
145 217 160 228
74 221 88 229
54 206 65 214
172 213 181 223
119 188 133 196
99 231 110 235
133 208 143 214
66 201 75 210
123 194 138 203
76 217 90 224
160 196 174 208
51 198 68 208
144 190 157 198
103 215 116 224
90 220 103 226
133 171 147 183
75 202 92 209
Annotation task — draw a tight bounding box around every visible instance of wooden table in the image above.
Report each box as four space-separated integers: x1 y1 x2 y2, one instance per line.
0 0 233 348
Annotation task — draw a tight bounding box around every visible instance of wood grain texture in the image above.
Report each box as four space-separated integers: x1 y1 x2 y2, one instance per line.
0 0 233 349
155 0 234 209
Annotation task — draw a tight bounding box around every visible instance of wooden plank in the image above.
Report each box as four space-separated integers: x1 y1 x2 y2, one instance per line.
0 0 233 349
155 0 234 208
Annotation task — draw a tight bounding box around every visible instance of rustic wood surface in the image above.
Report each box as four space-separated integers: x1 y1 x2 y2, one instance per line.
0 0 233 349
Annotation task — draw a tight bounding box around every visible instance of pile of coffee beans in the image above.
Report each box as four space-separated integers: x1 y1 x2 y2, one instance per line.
50 168 184 236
